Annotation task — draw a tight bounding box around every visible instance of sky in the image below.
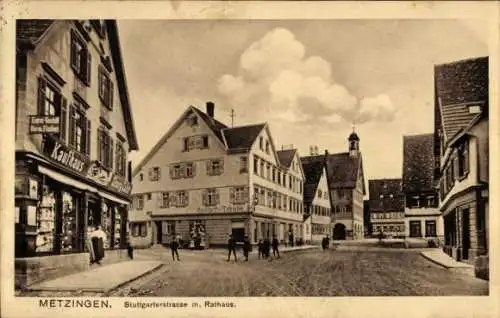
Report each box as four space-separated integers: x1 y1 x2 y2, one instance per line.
118 18 488 181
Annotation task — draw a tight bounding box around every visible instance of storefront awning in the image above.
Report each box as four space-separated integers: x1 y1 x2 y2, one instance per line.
38 165 130 205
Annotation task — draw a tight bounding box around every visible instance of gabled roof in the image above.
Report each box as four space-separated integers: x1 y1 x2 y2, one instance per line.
435 56 489 140
16 20 139 151
325 152 361 189
222 123 265 153
300 155 326 205
402 134 435 194
277 149 296 168
193 107 228 144
368 179 404 212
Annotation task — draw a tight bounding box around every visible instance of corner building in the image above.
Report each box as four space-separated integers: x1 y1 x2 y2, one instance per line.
130 103 305 247
15 20 138 287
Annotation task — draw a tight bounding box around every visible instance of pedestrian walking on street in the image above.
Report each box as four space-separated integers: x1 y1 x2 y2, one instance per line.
263 237 271 258
257 239 263 259
171 233 181 261
271 235 280 258
227 233 237 262
242 235 251 261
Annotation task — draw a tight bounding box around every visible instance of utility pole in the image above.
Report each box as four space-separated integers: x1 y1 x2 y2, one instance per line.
230 109 235 128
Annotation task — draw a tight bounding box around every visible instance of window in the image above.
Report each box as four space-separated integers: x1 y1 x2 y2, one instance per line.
283 173 287 187
146 193 152 200
185 162 195 178
139 173 143 181
240 156 248 173
289 175 292 190
135 195 144 210
176 191 188 207
267 191 273 208
98 127 114 169
318 190 322 198
70 30 91 85
410 197 420 208
346 205 352 213
69 103 90 155
171 164 182 179
149 167 161 181
259 137 263 150
266 164 271 180
265 141 270 154
253 156 258 174
206 159 224 176
131 222 147 237
231 187 248 204
98 65 114 109
457 142 469 178
115 141 126 177
37 76 68 142
278 171 281 185
272 167 276 182
427 196 436 207
203 188 219 206
260 160 265 176
468 105 481 114
183 135 209 151
425 220 436 237
170 162 196 179
159 192 169 208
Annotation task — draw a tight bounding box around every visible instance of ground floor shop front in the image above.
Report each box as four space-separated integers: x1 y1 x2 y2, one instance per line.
15 154 132 288
149 213 304 247
371 221 405 238
441 187 488 263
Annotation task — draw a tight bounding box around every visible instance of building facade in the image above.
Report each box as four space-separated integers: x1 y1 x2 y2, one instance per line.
402 134 443 240
301 154 332 244
327 131 366 240
434 57 489 262
130 103 305 247
368 179 405 238
15 20 138 286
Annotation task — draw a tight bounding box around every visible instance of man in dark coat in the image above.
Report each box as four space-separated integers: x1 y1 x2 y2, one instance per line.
257 239 263 259
271 235 280 258
171 233 181 261
242 235 251 261
227 233 237 262
263 237 271 258
288 231 294 247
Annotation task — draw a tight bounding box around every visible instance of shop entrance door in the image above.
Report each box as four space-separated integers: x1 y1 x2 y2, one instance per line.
155 221 163 244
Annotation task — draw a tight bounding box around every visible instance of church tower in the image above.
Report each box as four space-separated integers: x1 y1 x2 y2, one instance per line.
348 125 360 158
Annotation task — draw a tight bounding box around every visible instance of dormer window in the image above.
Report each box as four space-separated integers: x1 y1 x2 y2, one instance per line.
468 104 481 114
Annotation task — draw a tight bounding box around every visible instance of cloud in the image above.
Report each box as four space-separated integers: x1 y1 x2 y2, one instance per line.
217 27 397 127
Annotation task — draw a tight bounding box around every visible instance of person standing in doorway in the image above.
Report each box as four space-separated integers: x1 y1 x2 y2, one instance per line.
272 235 280 258
90 225 107 265
227 233 237 262
171 232 181 261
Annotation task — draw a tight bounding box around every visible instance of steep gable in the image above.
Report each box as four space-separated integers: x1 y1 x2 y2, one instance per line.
325 152 360 189
222 123 266 154
301 155 326 205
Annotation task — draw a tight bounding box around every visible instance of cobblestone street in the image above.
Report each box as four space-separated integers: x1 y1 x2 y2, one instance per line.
105 247 487 297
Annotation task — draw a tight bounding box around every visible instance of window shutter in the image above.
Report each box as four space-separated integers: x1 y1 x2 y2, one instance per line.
37 77 46 115
244 187 249 202
109 137 114 170
202 190 207 206
185 191 189 206
192 162 197 177
98 66 103 101
86 51 92 85
97 128 102 162
219 159 224 173
229 187 235 204
463 142 470 174
60 97 67 142
157 192 162 208
453 156 459 181
109 80 114 110
68 105 75 146
206 160 211 175
70 31 77 70
215 190 220 205
179 164 186 178
115 141 120 173
86 119 91 156
148 168 153 181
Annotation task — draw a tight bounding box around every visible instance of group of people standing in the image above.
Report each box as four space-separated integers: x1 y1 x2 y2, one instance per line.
227 234 281 262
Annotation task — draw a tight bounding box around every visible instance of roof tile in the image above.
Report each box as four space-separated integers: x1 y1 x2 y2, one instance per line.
402 134 436 193
368 179 404 212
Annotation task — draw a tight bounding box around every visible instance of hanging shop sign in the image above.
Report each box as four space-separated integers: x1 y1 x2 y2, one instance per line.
43 135 90 176
109 174 132 195
29 116 60 134
86 160 113 186
196 203 255 214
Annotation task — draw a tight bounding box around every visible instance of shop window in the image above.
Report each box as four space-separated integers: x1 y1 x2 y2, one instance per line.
203 188 219 206
98 65 114 110
37 77 67 142
101 202 113 249
115 141 126 177
70 29 91 85
189 220 206 241
98 126 114 169
114 208 122 248
206 159 223 176
240 156 248 173
36 189 56 253
149 166 161 181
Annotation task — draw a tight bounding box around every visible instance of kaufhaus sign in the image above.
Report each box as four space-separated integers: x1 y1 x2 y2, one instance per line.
43 136 90 176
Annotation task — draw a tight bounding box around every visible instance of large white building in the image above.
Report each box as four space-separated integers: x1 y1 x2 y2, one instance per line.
129 102 305 247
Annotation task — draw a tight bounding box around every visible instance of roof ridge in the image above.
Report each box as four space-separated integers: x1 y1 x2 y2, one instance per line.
434 56 488 68
221 122 266 131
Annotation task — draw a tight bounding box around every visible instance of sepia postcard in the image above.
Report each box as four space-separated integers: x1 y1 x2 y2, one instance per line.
0 1 498 318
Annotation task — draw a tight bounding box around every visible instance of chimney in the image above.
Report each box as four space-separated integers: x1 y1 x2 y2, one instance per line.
206 101 215 118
